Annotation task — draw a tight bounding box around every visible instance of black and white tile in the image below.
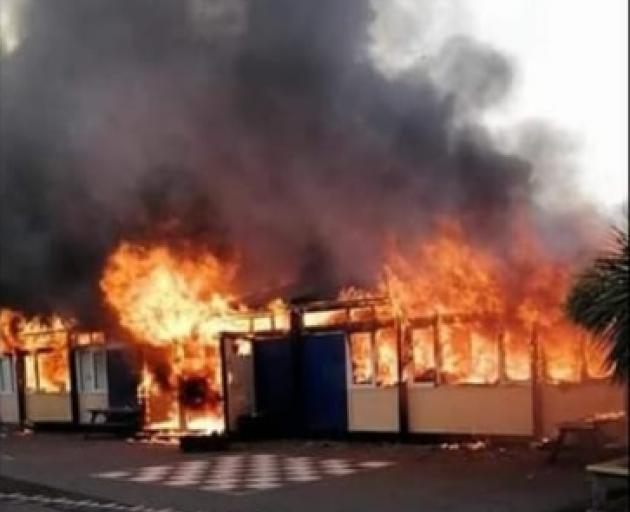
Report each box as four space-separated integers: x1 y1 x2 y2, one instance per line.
93 454 393 495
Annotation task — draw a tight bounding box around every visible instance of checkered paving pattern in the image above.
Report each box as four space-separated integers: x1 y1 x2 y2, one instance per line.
92 454 393 495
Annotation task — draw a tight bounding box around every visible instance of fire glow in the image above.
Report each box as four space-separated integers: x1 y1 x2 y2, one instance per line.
324 221 613 387
99 221 611 420
1 220 613 436
100 242 287 435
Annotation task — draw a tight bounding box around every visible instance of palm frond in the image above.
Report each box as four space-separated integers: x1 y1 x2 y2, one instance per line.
566 226 629 382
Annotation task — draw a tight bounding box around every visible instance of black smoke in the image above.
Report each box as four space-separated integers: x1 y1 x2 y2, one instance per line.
0 0 595 323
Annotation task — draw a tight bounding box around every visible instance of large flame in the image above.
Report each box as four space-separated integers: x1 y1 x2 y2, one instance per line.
100 242 249 434
383 222 504 318
100 242 244 345
342 220 612 387
100 241 290 434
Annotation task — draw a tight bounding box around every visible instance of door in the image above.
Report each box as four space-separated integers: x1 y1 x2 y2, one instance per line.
0 355 20 424
24 349 73 423
301 333 348 434
75 347 109 423
106 348 138 408
223 337 255 433
253 336 296 435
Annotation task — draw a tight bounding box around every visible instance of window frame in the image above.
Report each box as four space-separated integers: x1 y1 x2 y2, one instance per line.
347 331 377 388
410 321 514 388
373 326 399 388
581 333 615 382
75 347 108 394
540 331 614 385
348 327 401 389
0 355 15 394
408 326 438 388
500 329 533 385
32 348 71 394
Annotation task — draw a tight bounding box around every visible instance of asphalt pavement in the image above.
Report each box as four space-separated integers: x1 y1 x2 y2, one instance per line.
0 431 609 512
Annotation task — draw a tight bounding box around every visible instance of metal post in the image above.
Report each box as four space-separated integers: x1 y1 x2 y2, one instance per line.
15 351 27 428
289 307 304 436
397 319 408 437
219 335 230 436
531 324 543 440
498 330 507 384
139 347 149 431
175 341 186 431
433 314 443 386
67 332 80 427
370 330 377 386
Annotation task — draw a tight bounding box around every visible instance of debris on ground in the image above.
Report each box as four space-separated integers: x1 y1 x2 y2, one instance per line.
439 441 488 452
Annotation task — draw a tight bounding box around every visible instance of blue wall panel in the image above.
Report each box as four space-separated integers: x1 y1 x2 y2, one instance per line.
253 337 295 432
301 333 347 434
253 333 348 436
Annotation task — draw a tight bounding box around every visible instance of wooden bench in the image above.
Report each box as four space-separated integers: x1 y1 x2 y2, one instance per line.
586 456 628 512
84 407 140 439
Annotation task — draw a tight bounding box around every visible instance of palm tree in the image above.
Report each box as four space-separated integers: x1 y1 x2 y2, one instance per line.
566 226 629 382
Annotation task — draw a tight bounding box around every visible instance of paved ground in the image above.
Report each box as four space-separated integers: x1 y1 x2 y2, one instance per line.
2 503 56 512
0 431 624 512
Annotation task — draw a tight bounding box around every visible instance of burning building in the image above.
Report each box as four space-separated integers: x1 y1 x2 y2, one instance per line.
0 309 135 427
0 225 625 441
234 223 624 440
0 1 626 443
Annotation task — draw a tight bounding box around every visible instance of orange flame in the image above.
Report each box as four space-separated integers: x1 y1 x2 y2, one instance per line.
100 242 246 433
100 241 286 434
341 220 612 387
100 242 243 346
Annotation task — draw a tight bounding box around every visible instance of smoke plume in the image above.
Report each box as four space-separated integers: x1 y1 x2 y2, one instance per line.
0 0 599 323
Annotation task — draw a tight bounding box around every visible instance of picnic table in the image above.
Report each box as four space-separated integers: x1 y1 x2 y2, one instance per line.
547 414 624 464
586 456 628 512
84 406 140 439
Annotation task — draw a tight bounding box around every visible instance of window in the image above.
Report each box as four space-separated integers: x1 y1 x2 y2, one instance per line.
36 350 70 393
92 332 106 344
503 330 531 382
76 348 108 393
303 310 347 328
411 328 436 384
439 324 471 384
252 317 273 332
538 327 614 384
349 330 399 387
468 331 499 384
375 328 398 387
24 354 37 392
78 350 93 391
583 336 614 380
349 307 374 323
233 338 252 357
93 350 107 390
76 333 92 346
24 350 70 393
438 323 499 385
541 325 583 384
349 332 374 385
0 356 14 393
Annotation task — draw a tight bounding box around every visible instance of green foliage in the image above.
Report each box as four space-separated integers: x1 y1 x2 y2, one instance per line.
566 226 629 382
